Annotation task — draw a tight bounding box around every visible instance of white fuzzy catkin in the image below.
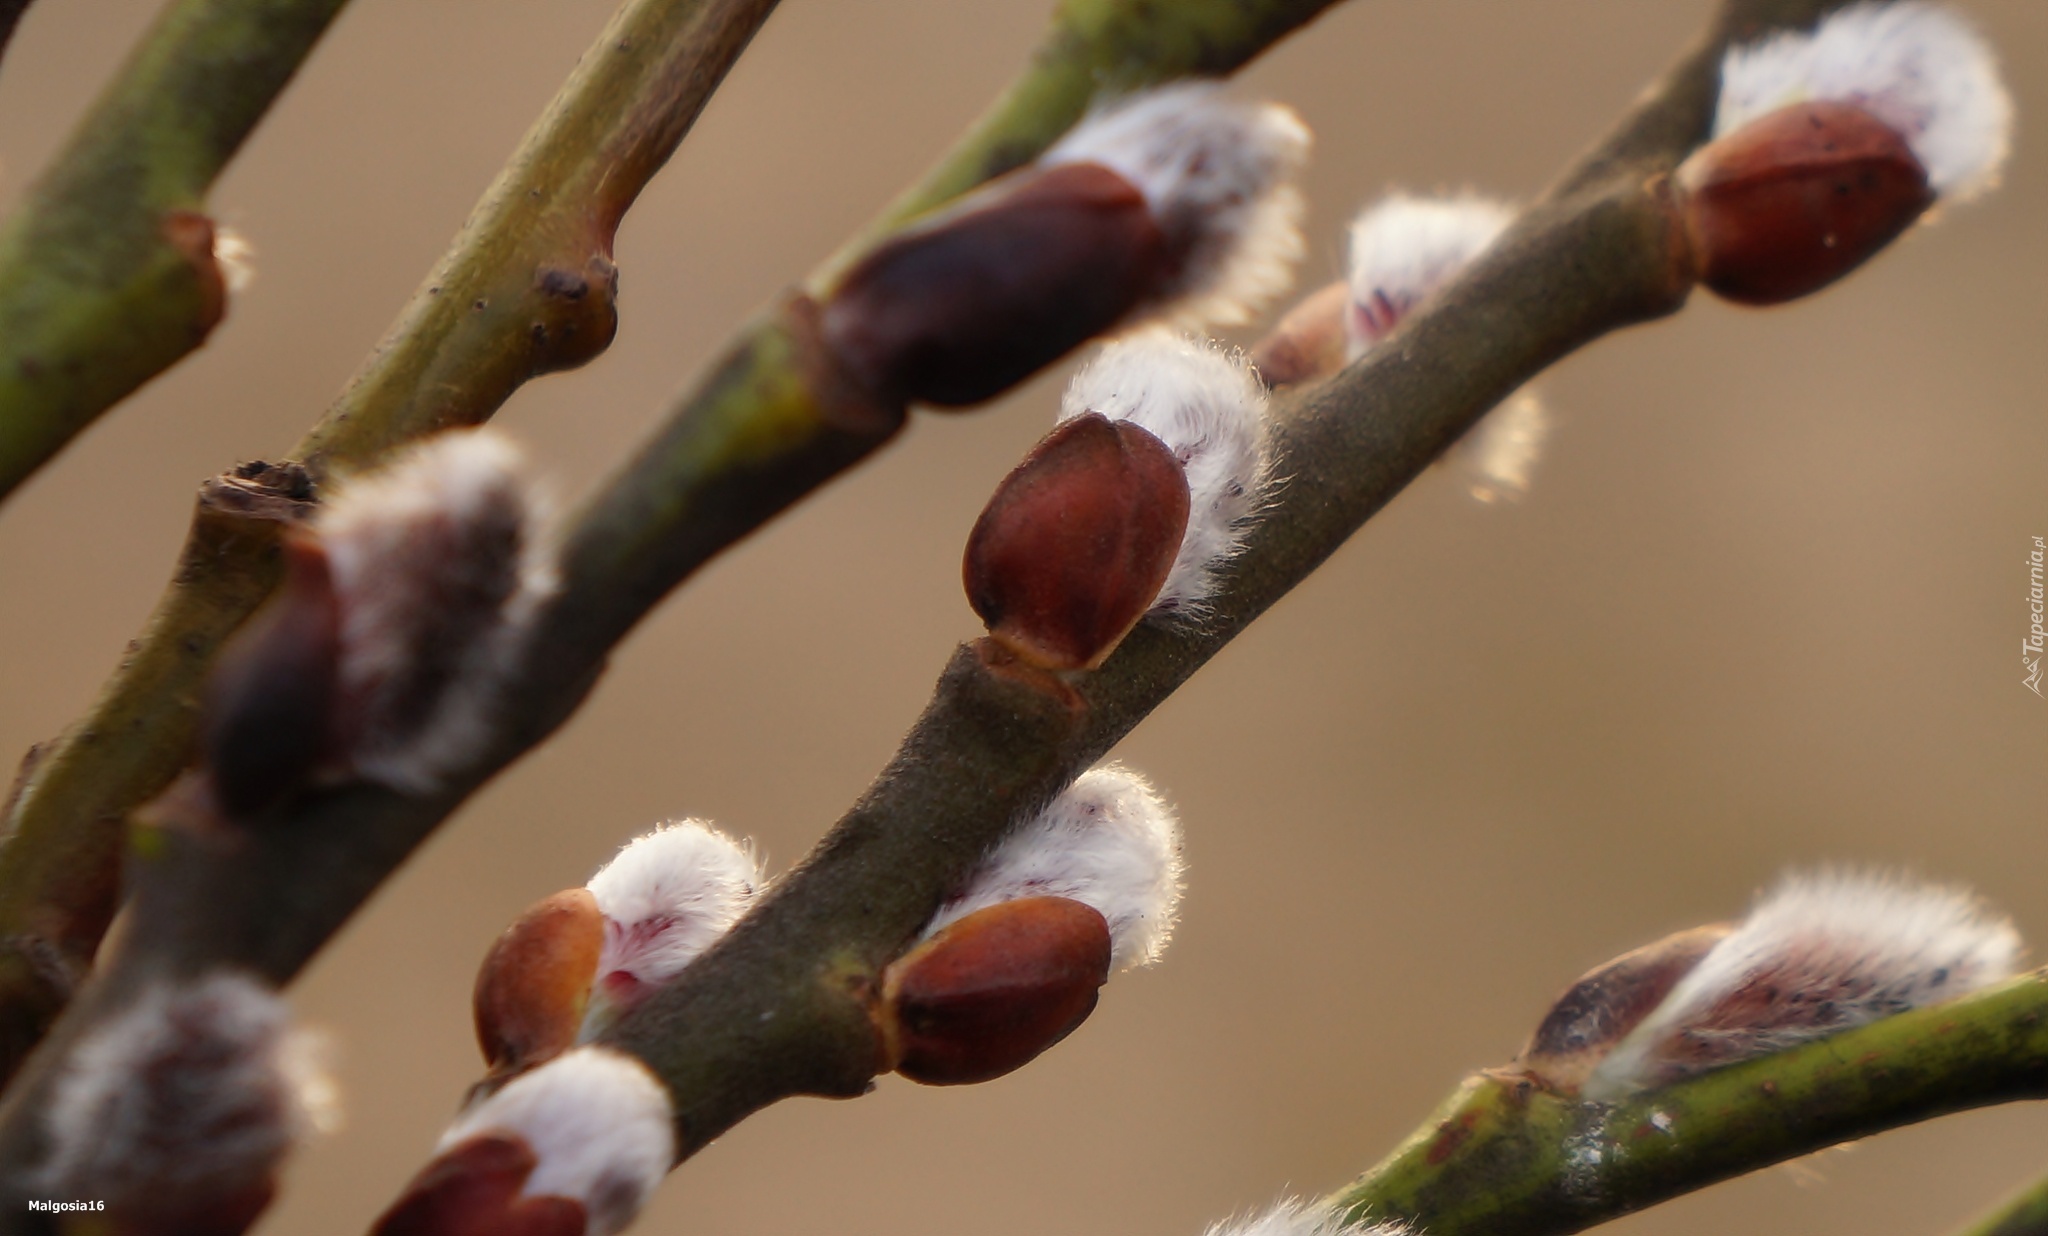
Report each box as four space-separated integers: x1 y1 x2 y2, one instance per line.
1061 332 1270 615
1585 870 2024 1100
586 820 764 990
213 225 257 295
319 428 557 795
925 763 1183 971
440 1046 674 1236
1203 1200 1409 1236
1342 194 1549 504
42 972 333 1206
1714 0 2012 201
1345 192 1514 353
1046 81 1310 331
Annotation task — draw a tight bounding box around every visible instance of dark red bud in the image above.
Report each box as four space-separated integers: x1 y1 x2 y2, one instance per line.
1679 100 1934 305
1249 280 1351 389
201 533 342 819
372 1134 586 1236
964 413 1191 671
821 161 1169 407
1518 923 1731 1092
473 888 606 1074
880 895 1113 1086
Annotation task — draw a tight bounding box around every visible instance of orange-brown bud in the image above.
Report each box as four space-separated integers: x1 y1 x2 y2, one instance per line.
964 413 1191 671
1678 100 1935 305
372 1134 586 1236
821 161 1169 407
473 888 606 1075
880 895 1112 1086
201 533 342 819
1517 923 1731 1093
1248 279 1350 389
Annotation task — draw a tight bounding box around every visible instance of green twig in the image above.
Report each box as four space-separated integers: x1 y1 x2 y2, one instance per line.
1956 1171 2048 1236
0 0 350 505
1329 971 2048 1236
0 0 1346 1188
0 0 781 1089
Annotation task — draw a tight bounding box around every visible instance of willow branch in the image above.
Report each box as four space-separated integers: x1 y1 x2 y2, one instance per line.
1325 970 2048 1236
0 0 780 1088
0 0 349 505
0 0 1344 1179
581 0 1871 1162
1957 1171 2048 1236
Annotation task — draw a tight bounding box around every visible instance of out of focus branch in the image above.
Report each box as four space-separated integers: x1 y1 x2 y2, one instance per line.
0 0 781 1088
1958 1171 2048 1236
1328 970 2048 1236
0 0 349 505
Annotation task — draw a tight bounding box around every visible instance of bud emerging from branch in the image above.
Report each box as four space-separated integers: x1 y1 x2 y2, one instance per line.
964 411 1190 671
1518 924 1733 1094
929 764 1184 972
319 428 557 795
877 765 1183 1085
1582 870 2023 1100
377 1047 674 1236
1344 192 1513 354
821 83 1307 407
1059 332 1271 618
581 820 764 1035
882 895 1111 1085
43 972 335 1235
474 888 607 1075
1681 1 2010 303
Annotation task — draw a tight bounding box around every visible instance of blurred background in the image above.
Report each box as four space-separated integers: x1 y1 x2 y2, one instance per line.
0 1 2042 1232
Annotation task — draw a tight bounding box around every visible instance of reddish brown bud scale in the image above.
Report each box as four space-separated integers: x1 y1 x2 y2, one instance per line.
880 895 1112 1086
1679 100 1934 305
965 413 1190 671
372 1134 586 1236
474 889 606 1074
1518 923 1731 1093
163 209 229 339
201 533 342 819
1248 279 1350 389
821 161 1169 407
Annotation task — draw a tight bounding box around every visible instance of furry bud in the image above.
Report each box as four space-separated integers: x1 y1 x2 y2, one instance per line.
881 895 1112 1085
202 533 342 818
1345 193 1513 353
582 821 763 1035
319 429 556 796
927 764 1183 971
964 412 1190 671
1679 100 1934 304
43 972 334 1235
474 889 607 1075
1583 870 2023 1099
1518 924 1731 1093
1060 333 1270 617
821 83 1306 407
1683 0 2011 304
377 1047 674 1236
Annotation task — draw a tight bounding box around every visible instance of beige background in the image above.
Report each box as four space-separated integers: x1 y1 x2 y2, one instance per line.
0 1 2043 1233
